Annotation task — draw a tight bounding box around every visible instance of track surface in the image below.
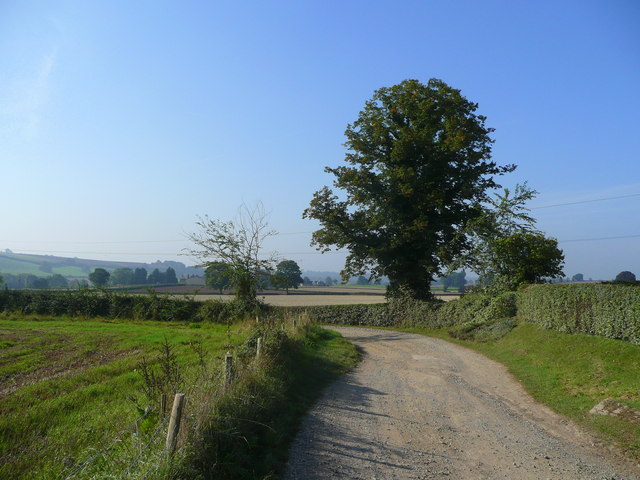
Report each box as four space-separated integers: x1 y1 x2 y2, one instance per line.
285 327 639 479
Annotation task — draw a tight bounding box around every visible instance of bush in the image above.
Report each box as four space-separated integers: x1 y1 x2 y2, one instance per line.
517 284 640 344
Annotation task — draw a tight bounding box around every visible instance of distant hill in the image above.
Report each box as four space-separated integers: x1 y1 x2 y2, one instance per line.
0 250 203 279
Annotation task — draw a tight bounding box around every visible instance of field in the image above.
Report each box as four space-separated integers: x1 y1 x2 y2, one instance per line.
0 315 248 479
139 285 460 305
0 310 360 480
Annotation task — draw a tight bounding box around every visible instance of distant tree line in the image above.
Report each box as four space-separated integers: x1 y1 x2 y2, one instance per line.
1 273 81 290
89 267 178 287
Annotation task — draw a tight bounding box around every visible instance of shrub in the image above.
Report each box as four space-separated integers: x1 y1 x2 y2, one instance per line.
517 284 640 344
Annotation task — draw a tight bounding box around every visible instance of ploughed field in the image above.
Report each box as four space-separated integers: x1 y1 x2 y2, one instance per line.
0 315 247 479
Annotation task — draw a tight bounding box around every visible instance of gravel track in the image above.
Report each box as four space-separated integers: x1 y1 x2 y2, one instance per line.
285 327 640 479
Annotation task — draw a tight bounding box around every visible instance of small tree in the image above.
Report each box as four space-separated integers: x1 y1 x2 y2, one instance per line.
272 260 303 294
205 262 232 293
48 274 69 289
325 276 334 287
110 268 134 286
492 232 564 290
302 276 312 286
89 268 110 287
133 267 148 285
187 203 277 305
572 273 584 282
165 267 178 284
148 268 165 284
615 271 636 283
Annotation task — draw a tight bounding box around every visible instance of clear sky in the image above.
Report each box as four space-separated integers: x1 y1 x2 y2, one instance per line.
1 0 639 279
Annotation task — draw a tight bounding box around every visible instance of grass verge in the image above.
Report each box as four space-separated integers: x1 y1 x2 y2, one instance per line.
403 322 640 460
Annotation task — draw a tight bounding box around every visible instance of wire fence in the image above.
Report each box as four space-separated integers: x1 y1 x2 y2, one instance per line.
58 336 269 480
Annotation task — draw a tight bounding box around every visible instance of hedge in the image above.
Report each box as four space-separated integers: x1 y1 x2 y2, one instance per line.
281 293 516 329
517 284 640 344
0 289 207 322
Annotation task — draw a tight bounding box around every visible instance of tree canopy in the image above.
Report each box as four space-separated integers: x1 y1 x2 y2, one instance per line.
204 262 232 293
89 268 110 287
615 271 636 283
187 203 277 303
492 232 564 289
304 78 514 299
271 260 303 293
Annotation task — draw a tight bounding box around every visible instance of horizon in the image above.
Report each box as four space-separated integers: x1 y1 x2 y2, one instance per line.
2 1 639 280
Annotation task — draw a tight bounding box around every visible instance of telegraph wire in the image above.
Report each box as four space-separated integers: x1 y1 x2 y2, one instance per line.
530 193 640 209
558 234 640 243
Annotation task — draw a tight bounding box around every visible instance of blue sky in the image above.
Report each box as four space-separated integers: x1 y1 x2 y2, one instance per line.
1 0 639 279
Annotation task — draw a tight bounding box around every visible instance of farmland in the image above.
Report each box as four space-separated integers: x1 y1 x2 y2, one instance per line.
0 315 249 479
0 310 359 480
133 285 460 305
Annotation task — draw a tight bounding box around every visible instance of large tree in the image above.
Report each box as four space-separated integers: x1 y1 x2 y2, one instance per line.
304 79 514 299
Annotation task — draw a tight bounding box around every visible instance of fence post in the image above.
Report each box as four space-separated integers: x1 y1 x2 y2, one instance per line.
165 393 186 454
224 352 234 391
256 337 263 359
160 393 167 416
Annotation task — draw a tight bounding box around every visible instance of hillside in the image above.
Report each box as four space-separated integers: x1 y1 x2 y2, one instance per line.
0 250 203 279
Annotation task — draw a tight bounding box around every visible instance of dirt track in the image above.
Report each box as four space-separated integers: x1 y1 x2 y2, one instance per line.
285 327 640 479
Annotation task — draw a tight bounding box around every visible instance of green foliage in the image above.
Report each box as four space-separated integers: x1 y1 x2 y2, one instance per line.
174 324 359 480
492 232 564 289
110 267 135 285
459 183 539 289
517 284 640 344
204 261 232 292
89 267 110 287
133 267 148 284
0 290 203 322
271 259 303 293
615 271 637 283
440 270 466 292
303 78 515 300
188 203 277 304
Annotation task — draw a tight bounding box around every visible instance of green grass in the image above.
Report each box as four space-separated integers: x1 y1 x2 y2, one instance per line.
403 322 640 459
0 256 45 276
0 313 360 480
184 324 360 479
0 314 248 480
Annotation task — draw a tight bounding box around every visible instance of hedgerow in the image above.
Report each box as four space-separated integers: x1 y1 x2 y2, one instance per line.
0 289 248 322
517 283 640 344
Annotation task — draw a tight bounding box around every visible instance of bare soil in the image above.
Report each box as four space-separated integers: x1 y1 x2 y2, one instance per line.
285 327 640 479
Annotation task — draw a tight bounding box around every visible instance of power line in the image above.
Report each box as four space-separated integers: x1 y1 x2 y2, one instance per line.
531 193 640 210
559 234 640 243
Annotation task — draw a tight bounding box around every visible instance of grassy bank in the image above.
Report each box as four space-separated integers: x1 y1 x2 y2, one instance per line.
404 322 640 459
0 314 358 479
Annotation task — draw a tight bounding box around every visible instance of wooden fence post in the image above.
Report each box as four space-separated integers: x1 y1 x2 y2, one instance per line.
224 352 234 391
165 393 186 454
160 393 167 416
256 337 263 359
